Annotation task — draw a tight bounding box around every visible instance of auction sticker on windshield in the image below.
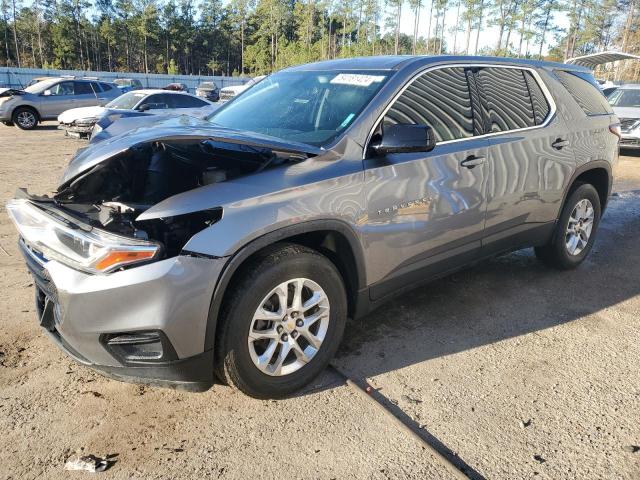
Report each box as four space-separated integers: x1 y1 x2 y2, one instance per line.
330 74 386 87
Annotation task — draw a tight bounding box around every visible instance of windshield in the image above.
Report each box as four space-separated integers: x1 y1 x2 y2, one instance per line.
24 79 59 94
608 89 640 108
207 70 390 146
106 92 147 109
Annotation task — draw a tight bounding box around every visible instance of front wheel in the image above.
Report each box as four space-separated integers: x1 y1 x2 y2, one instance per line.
535 182 602 269
12 107 38 130
215 244 347 398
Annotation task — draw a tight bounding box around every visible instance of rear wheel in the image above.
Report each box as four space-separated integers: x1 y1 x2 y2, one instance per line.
12 107 38 130
215 244 347 398
535 182 601 269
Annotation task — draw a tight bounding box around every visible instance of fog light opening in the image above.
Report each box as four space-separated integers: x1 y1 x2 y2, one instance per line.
102 331 177 364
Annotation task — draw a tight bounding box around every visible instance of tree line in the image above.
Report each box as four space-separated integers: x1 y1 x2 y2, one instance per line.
1 0 639 80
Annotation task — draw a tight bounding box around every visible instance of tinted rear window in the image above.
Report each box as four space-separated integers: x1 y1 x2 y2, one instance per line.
555 70 613 116
523 71 551 125
477 68 536 132
74 81 94 95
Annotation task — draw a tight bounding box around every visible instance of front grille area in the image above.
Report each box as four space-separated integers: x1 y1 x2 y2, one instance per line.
19 239 57 303
219 92 235 101
619 118 640 132
620 138 640 146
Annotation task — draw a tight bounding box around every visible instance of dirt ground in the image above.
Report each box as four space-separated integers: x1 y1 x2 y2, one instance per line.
0 123 638 480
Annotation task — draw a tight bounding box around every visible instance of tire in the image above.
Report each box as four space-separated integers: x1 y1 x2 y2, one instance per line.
215 243 347 398
12 107 38 130
535 182 601 269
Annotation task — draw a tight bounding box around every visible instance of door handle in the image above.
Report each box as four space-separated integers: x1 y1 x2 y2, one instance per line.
460 155 486 169
552 138 569 150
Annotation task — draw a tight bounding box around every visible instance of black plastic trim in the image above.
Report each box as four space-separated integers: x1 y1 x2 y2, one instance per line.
203 219 366 351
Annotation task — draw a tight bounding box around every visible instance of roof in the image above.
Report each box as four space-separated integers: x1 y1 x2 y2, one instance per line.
566 51 640 68
284 55 591 72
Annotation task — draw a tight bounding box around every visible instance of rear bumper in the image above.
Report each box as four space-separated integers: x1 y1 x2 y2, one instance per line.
19 238 226 391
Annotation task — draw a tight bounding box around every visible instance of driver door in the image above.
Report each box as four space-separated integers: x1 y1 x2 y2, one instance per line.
363 66 489 300
39 81 76 118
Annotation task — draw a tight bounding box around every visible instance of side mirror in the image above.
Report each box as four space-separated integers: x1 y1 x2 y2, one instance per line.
42 89 52 96
137 104 150 112
370 124 436 155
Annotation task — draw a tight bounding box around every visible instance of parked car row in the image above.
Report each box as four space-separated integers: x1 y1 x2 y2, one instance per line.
6 55 621 399
58 89 218 139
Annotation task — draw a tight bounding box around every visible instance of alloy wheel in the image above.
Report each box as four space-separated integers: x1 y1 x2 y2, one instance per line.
16 111 36 129
565 198 595 256
247 278 330 376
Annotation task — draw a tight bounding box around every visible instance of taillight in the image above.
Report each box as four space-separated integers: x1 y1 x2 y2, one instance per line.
609 124 621 140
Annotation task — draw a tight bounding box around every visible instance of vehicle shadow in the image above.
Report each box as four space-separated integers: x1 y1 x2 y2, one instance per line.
329 191 639 382
296 192 638 479
620 148 640 157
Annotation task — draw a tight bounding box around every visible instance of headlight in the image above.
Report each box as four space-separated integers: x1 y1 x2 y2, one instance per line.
74 117 98 126
0 96 14 109
6 199 160 274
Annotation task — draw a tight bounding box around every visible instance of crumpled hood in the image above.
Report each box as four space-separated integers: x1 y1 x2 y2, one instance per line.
612 106 640 120
59 114 323 188
58 106 107 123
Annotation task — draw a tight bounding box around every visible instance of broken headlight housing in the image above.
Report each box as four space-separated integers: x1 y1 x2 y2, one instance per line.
6 199 160 274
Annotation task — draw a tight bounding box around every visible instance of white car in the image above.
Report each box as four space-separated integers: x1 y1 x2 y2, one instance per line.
58 89 219 138
218 75 266 102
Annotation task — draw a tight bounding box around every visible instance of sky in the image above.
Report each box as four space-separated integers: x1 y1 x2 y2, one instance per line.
396 3 572 56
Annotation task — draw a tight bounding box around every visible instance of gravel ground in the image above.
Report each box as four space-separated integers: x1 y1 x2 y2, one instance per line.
0 123 638 480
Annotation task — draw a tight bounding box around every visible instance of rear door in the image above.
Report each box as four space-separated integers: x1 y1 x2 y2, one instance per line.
476 66 575 253
165 94 212 118
363 66 489 299
73 81 99 108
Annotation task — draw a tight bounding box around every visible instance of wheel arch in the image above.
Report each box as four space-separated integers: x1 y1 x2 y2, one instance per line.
203 219 367 352
12 104 41 123
561 160 612 214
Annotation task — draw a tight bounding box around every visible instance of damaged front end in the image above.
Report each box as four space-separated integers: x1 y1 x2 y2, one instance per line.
10 126 317 273
6 127 318 389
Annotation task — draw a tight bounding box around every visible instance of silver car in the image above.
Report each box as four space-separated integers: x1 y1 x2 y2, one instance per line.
7 56 619 398
607 84 640 149
0 77 120 130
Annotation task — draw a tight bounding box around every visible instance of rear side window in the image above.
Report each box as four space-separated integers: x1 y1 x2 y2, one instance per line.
169 94 208 108
477 68 536 132
139 94 169 110
554 70 613 116
384 67 475 143
74 81 94 95
99 82 113 91
523 71 551 125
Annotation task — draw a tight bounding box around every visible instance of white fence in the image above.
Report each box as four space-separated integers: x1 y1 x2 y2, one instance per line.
0 67 249 93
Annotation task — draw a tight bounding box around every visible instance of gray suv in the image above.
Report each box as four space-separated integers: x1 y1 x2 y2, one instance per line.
0 77 120 130
7 56 619 398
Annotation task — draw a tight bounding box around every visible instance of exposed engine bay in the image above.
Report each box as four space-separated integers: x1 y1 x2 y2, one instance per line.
52 138 309 257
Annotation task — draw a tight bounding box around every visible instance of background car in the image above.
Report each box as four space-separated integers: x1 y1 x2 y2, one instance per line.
113 78 143 93
163 83 189 92
0 78 120 130
58 89 219 139
195 81 220 102
608 84 640 149
218 75 266 102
